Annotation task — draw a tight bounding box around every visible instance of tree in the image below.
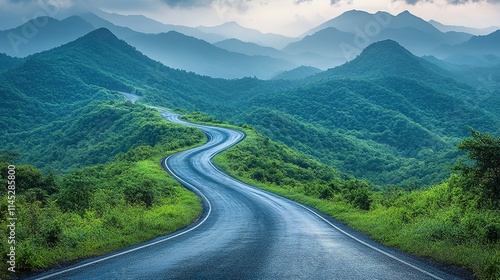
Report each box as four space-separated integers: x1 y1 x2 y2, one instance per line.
455 128 500 209
0 150 20 163
57 171 95 215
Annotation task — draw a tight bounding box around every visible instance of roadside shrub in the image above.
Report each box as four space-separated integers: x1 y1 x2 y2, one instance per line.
343 180 372 210
123 181 156 208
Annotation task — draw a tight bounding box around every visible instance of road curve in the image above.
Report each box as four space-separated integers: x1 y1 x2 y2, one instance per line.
30 110 465 280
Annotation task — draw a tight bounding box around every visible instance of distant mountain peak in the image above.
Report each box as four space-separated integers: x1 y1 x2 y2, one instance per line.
62 27 131 53
361 39 411 55
320 39 433 79
398 10 412 16
222 21 241 27
85 27 117 41
342 9 368 14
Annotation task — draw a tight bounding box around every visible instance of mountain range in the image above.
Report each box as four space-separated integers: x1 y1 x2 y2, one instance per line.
2 26 497 185
0 10 498 79
0 8 498 279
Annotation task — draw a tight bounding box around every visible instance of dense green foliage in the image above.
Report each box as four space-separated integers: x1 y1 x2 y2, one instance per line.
0 37 208 277
455 129 500 209
0 53 23 73
2 101 202 173
6 28 493 186
272 66 322 80
172 41 499 186
1 27 499 279
0 108 204 277
213 124 500 280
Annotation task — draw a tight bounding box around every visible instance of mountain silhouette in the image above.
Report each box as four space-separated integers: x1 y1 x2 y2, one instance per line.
0 16 94 57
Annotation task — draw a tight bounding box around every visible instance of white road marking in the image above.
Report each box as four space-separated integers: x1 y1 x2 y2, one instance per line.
34 155 212 280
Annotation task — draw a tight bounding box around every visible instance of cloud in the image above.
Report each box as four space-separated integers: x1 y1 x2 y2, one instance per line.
397 0 500 4
447 0 500 3
161 0 253 9
329 0 353 5
161 0 212 8
295 0 313 4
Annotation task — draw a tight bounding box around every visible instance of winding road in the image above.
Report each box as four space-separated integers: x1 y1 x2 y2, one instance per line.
30 110 465 280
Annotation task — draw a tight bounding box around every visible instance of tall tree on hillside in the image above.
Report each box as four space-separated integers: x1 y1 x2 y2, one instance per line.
456 128 500 209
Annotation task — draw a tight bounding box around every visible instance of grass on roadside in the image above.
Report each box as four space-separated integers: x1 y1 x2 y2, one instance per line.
192 113 500 280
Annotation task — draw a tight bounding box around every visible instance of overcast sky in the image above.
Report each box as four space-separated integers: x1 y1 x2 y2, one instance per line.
0 0 499 36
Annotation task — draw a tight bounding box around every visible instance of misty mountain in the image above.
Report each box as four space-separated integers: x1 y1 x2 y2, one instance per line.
79 12 140 39
429 19 499 36
433 30 500 58
375 27 472 55
225 40 498 184
454 30 500 56
0 16 94 57
295 10 472 61
126 31 296 79
304 10 440 36
197 21 294 49
1 26 496 186
282 27 354 66
444 54 500 68
214 38 334 69
272 66 322 80
94 10 225 43
0 14 297 79
317 40 481 102
0 27 233 134
0 53 23 72
214 38 287 58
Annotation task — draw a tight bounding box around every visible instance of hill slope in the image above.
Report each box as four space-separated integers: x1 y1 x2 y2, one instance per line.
0 25 231 174
3 28 496 186
209 41 499 185
126 31 296 79
0 16 94 57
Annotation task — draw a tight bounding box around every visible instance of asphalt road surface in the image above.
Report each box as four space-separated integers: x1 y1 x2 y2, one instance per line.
30 110 466 280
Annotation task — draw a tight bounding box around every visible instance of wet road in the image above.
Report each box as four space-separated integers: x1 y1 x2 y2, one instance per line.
30 110 464 280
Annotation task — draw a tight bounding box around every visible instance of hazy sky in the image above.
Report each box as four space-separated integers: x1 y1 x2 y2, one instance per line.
0 0 499 36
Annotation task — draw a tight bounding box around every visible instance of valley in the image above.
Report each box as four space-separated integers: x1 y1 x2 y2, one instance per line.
0 6 499 280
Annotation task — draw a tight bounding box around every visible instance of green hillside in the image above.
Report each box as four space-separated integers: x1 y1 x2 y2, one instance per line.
0 29 210 277
0 53 23 73
0 27 498 280
212 120 500 280
200 41 499 185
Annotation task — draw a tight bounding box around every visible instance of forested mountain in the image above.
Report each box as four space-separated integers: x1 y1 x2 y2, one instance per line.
272 66 322 80
429 19 499 35
0 16 94 57
293 10 473 59
1 14 498 280
207 40 499 185
2 27 497 186
93 10 225 43
0 28 235 171
126 31 296 79
214 38 287 58
0 53 22 72
197 21 293 49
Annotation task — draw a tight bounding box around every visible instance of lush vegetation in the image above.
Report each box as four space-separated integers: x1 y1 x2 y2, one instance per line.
6 28 494 187
165 41 499 187
212 121 500 280
1 27 499 280
0 53 23 73
0 103 205 279
1 38 209 277
2 100 202 173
